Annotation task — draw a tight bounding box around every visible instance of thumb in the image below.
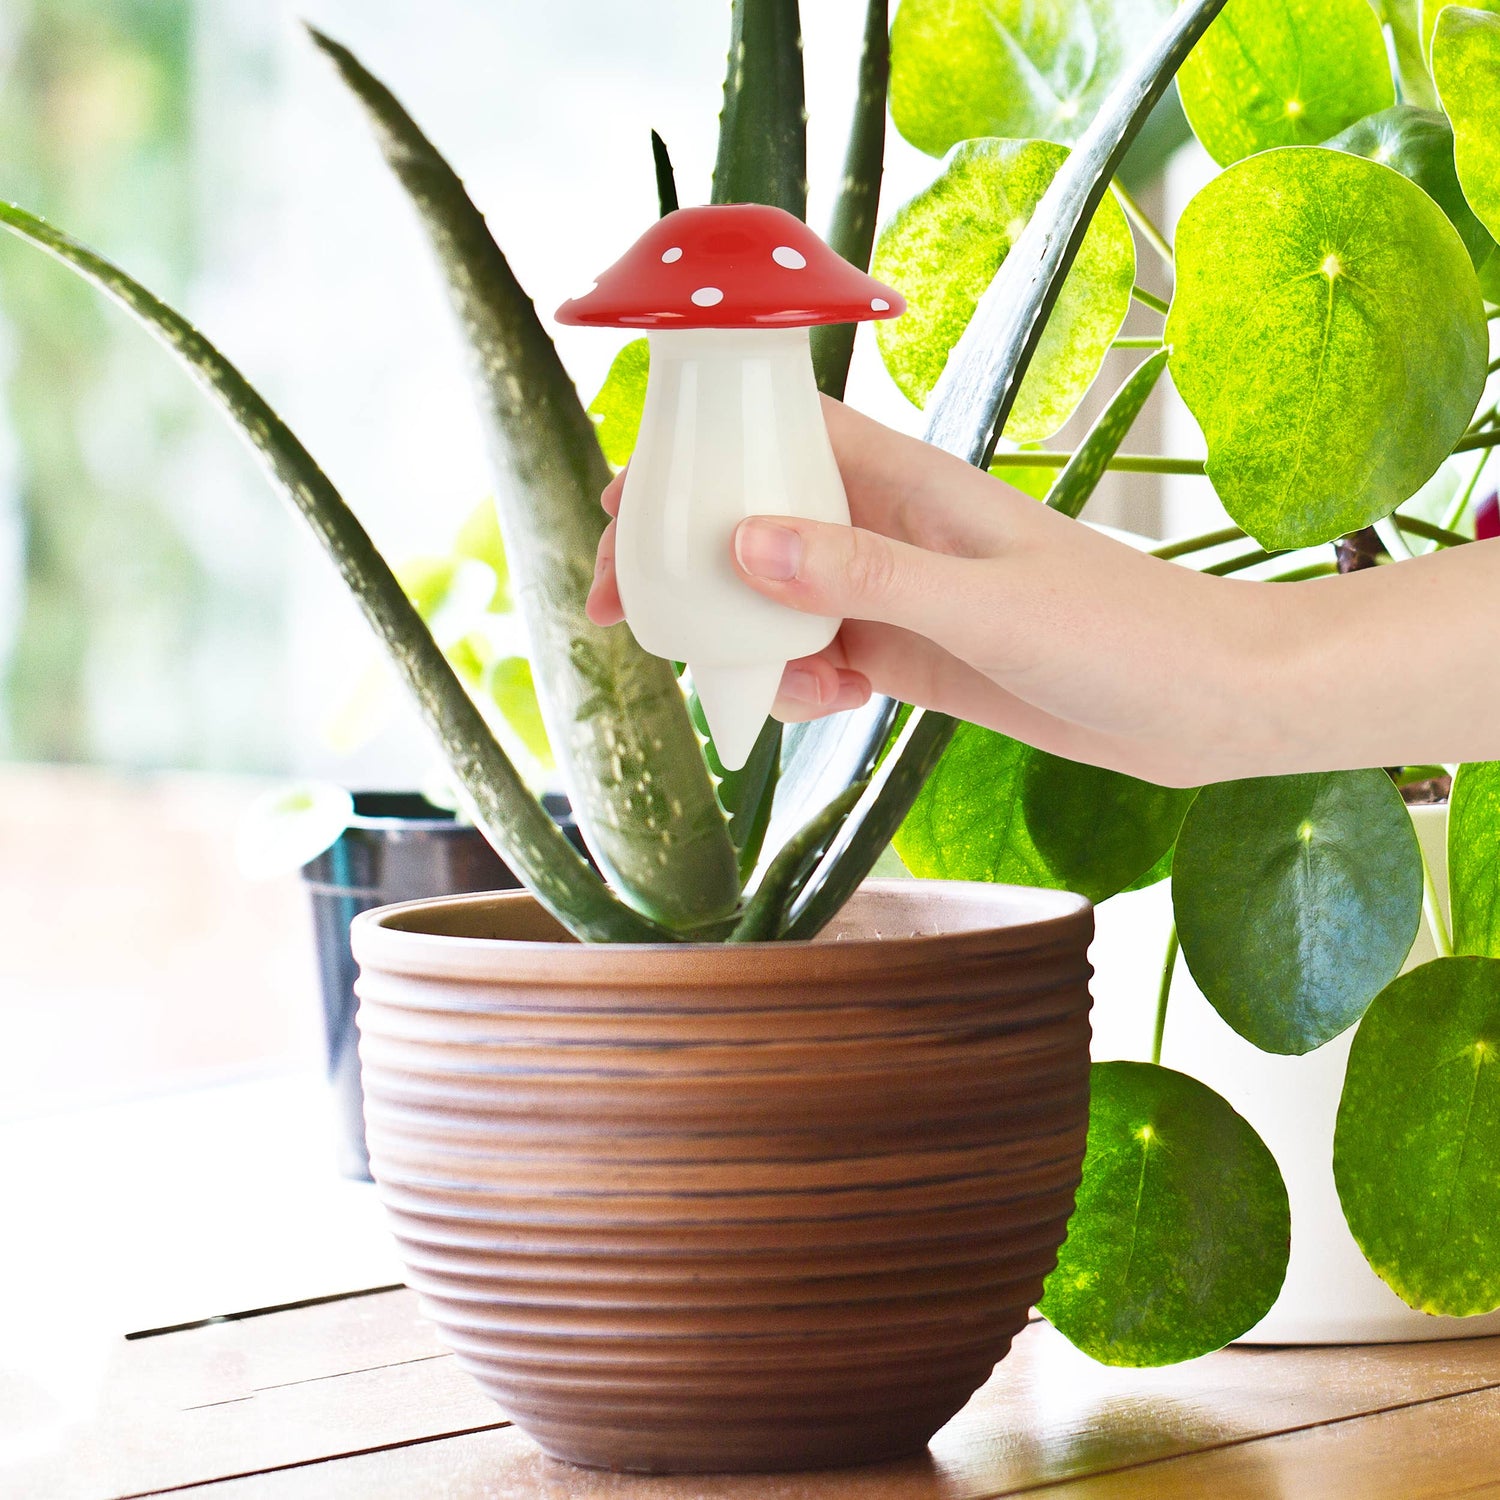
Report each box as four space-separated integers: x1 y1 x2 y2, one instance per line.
732 515 977 639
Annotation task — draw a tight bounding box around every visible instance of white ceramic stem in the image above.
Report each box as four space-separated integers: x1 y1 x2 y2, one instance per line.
616 326 849 770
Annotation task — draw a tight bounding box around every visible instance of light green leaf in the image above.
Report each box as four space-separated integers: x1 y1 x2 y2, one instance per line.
889 0 1173 157
1173 771 1424 1054
988 440 1057 500
1423 0 1500 63
1432 6 1500 243
235 782 354 881
1451 762 1500 956
895 722 1191 904
452 499 511 612
873 139 1135 442
488 655 553 770
1041 1061 1289 1366
1379 0 1438 108
1328 105 1497 270
1178 0 1394 167
1167 146 1486 550
1335 956 1500 1316
587 338 650 470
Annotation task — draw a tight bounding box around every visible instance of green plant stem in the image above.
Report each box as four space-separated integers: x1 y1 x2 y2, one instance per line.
729 781 867 940
1113 335 1165 348
1442 447 1492 533
1112 180 1175 268
1488 353 1500 374
1150 524 1248 559
1265 561 1338 582
988 450 1206 475
1131 285 1171 315
1451 427 1500 453
1422 846 1455 960
1201 546 1283 576
1392 513 1472 548
1153 925 1179 1066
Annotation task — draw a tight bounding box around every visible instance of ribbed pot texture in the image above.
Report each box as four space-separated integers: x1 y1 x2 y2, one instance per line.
352 879 1093 1474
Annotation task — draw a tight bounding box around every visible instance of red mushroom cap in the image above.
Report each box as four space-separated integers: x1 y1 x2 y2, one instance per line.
555 204 904 330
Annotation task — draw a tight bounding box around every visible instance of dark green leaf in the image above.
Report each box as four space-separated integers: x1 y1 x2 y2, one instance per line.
1327 105 1497 270
0 199 666 943
811 0 889 400
1041 1061 1289 1366
1178 0 1394 167
1173 771 1424 1054
650 130 679 217
690 699 781 885
712 0 807 217
1451 762 1500 957
1334 956 1500 1316
1167 146 1487 550
894 722 1191 904
1432 5 1500 244
873 139 1135 442
311 30 740 931
889 0 1174 157
587 338 650 469
1045 349 1168 520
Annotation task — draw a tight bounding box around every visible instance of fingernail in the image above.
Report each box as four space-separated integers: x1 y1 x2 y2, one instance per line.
781 667 821 704
736 520 802 582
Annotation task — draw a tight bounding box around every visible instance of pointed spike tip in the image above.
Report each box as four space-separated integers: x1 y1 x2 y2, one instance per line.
690 661 784 773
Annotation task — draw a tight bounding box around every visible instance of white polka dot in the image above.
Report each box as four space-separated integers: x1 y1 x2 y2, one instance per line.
660 246 683 263
870 297 890 311
691 286 724 307
772 245 807 269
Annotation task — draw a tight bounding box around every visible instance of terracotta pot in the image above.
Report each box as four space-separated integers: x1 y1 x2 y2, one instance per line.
351 879 1093 1474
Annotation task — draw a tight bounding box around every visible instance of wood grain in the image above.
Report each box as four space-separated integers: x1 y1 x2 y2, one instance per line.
14 1286 1500 1500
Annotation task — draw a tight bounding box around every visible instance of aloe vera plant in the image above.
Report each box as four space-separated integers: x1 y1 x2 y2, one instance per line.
10 0 1500 1371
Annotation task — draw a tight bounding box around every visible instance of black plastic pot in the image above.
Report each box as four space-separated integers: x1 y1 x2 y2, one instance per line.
299 790 581 1179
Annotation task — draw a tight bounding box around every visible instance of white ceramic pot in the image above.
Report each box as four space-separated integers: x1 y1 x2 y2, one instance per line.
1088 801 1500 1344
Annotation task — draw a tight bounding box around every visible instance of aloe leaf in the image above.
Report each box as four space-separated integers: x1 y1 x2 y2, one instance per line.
310 29 740 932
811 0 889 399
712 0 807 217
1046 349 1169 520
0 200 668 943
782 709 955 940
731 780 867 941
775 0 1232 938
650 130 679 217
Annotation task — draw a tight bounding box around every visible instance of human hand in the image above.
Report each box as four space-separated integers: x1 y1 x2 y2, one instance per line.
586 398 1500 785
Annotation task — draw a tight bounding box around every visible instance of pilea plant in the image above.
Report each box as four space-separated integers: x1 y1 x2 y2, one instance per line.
3 0 1499 1369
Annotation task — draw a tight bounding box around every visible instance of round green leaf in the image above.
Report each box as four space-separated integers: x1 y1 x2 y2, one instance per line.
452 499 511 613
1021 750 1195 905
873 139 1135 442
488 655 554 770
1167 147 1486 550
1173 771 1424 1055
1451 762 1500 957
894 722 1188 903
1433 6 1500 245
1328 106 1498 270
1334 956 1500 1316
889 0 1173 157
587 337 649 468
1040 1061 1290 1366
1178 0 1394 167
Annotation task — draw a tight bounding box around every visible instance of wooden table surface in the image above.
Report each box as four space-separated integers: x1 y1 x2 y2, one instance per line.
13 1285 1500 1499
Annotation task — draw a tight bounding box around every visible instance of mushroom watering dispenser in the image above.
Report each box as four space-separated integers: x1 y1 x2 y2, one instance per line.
557 204 904 771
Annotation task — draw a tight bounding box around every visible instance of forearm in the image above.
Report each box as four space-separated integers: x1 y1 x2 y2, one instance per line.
1254 543 1500 775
